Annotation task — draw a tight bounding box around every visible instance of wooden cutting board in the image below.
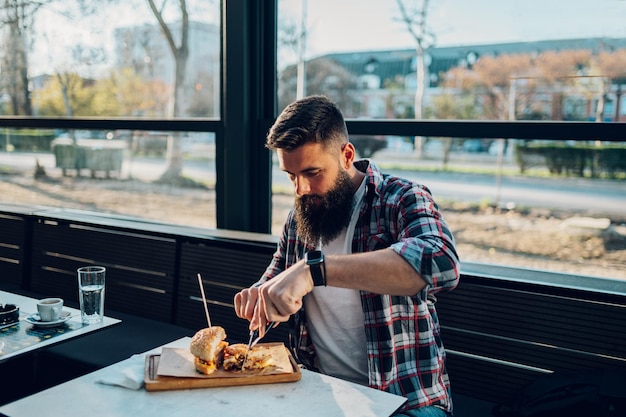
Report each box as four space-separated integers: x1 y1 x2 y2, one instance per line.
144 344 302 391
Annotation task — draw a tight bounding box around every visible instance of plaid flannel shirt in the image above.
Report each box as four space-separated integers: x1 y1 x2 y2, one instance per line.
259 159 460 413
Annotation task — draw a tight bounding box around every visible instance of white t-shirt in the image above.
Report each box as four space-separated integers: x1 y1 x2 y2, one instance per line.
303 178 369 385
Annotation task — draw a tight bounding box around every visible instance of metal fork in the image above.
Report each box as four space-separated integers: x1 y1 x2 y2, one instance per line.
243 321 277 367
246 321 277 350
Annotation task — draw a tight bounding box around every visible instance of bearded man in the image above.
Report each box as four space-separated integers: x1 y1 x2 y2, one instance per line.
234 95 460 417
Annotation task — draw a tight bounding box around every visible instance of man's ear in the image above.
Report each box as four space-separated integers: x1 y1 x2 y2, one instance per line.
341 142 356 169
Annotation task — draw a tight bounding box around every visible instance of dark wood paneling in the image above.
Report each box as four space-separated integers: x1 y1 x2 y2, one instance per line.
437 276 626 405
177 239 288 344
439 283 626 357
30 219 177 322
0 213 27 287
445 354 540 405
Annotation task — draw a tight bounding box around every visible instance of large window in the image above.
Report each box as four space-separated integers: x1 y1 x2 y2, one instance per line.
274 0 626 280
0 1 624 282
11 2 220 119
277 0 626 122
0 1 220 227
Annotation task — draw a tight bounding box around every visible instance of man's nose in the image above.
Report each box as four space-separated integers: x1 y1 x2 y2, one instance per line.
294 177 312 196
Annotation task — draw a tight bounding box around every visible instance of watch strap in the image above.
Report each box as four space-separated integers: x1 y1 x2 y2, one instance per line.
307 251 327 287
310 261 326 287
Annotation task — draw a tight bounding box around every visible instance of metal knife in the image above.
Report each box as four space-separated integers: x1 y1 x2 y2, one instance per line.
243 321 276 368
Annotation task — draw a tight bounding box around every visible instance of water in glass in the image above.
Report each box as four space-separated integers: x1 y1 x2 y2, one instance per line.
78 266 106 323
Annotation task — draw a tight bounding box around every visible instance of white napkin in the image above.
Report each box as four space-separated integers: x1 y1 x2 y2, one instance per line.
95 354 146 390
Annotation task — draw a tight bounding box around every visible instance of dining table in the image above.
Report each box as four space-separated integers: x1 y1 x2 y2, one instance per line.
0 337 407 417
0 290 121 364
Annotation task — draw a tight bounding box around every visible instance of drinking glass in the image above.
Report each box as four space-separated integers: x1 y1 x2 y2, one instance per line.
77 266 106 324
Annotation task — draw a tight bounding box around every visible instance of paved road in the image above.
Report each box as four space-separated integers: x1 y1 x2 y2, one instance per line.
388 170 626 218
2 151 625 219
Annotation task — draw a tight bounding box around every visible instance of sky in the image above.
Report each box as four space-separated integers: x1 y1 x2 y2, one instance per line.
30 0 626 75
280 0 626 59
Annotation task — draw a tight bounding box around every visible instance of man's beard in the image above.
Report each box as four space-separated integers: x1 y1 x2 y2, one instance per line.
295 170 355 246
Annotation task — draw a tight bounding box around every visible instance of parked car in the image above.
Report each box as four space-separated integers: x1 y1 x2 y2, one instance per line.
462 139 494 153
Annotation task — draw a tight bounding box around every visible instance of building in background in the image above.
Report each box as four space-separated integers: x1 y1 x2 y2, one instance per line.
113 21 220 118
293 37 626 123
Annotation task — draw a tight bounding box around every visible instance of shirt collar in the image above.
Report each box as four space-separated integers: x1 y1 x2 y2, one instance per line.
354 159 384 201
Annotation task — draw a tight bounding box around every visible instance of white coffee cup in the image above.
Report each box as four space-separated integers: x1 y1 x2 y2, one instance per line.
37 298 64 322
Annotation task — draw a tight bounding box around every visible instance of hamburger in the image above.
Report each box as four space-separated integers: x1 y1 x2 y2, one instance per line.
223 343 248 371
242 345 275 372
222 343 275 372
189 326 228 375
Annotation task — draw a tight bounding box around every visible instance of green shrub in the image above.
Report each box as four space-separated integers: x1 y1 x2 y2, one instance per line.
1 129 56 151
515 142 626 179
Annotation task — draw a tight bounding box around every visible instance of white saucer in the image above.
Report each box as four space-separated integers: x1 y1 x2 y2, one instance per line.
25 311 72 328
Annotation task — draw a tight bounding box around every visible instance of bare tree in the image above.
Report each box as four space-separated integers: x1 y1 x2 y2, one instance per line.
278 57 357 115
278 0 309 100
296 0 307 99
1 0 119 117
425 94 478 168
594 49 626 122
0 0 46 115
395 0 435 158
51 44 106 119
146 0 190 181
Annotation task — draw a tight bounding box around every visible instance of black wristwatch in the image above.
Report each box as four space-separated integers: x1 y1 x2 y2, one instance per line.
305 250 327 286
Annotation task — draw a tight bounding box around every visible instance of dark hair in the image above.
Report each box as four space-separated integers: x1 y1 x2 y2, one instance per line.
266 95 349 152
